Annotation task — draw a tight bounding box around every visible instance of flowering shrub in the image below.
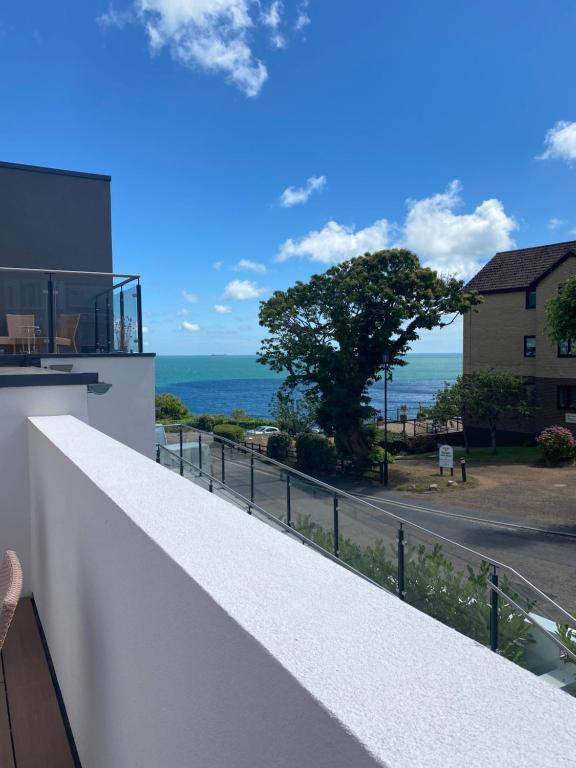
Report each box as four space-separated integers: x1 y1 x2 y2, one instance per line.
536 426 576 464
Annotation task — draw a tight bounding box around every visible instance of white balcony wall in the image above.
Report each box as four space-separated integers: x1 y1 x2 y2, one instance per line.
0 385 88 593
41 355 155 457
28 416 576 768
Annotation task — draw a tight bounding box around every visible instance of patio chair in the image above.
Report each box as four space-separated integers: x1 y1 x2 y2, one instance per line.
56 313 80 353
0 550 23 651
1 314 37 352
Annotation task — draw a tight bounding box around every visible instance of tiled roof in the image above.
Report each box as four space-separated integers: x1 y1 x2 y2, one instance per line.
465 241 576 293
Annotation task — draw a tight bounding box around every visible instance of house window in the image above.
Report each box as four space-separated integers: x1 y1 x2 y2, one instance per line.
524 336 536 357
558 340 576 357
558 385 576 411
524 383 536 404
526 289 537 309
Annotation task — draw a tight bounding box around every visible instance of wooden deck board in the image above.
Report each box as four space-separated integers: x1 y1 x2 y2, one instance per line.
2 598 75 768
0 683 15 768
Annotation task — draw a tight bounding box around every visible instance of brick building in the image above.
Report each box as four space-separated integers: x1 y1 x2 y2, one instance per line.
463 240 576 443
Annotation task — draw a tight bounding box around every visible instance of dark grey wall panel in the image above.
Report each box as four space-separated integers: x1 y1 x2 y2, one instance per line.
0 162 112 273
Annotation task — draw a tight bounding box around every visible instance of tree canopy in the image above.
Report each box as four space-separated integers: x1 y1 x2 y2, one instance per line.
258 249 480 456
546 275 576 347
155 393 189 422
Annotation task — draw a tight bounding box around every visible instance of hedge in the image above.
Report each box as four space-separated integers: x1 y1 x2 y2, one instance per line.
266 432 291 460
213 423 246 443
296 433 337 476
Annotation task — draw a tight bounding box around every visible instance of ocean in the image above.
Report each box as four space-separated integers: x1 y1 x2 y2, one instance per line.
156 354 462 419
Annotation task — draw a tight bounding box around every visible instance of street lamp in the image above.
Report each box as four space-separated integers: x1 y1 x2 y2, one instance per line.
382 351 389 486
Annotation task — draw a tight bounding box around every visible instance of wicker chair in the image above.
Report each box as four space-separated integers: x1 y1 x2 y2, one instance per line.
0 551 23 651
56 313 80 353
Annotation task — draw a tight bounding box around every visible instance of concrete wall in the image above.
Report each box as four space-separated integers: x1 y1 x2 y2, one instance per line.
0 162 112 273
0 386 88 592
40 356 156 457
28 415 576 768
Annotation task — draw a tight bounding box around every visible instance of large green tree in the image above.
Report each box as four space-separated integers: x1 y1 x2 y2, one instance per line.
258 249 480 456
546 275 576 348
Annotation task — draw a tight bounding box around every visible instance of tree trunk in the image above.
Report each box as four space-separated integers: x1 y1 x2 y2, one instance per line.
490 427 497 455
337 423 370 457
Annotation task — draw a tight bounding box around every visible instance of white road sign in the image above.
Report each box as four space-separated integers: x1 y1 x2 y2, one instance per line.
438 444 454 469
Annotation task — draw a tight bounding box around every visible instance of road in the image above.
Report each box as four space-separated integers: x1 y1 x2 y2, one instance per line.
172 438 576 617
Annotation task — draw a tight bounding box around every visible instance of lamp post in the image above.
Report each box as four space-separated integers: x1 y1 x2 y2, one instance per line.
383 351 389 486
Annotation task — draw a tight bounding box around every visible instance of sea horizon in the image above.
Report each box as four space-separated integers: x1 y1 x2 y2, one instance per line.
155 352 462 419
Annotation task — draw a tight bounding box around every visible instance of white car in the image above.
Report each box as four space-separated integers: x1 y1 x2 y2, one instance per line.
246 425 280 435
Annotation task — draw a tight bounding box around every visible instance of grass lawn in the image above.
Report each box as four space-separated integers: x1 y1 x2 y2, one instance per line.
399 445 542 465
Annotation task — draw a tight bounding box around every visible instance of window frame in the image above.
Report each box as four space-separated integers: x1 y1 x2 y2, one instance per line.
558 385 576 411
523 335 536 358
525 289 537 309
558 339 576 358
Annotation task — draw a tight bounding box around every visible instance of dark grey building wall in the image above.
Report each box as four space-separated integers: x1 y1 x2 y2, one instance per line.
0 162 112 273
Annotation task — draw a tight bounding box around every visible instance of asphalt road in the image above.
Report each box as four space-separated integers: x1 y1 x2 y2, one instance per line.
182 441 576 617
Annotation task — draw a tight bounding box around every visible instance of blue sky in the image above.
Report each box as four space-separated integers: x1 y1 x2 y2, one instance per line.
1 1 576 355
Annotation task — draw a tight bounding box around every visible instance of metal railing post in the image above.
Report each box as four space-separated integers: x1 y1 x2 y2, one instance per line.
490 567 499 652
106 294 111 352
209 477 213 493
250 454 255 502
119 288 125 350
179 427 184 476
286 474 292 527
156 444 160 463
136 282 144 353
47 274 55 353
221 441 226 483
333 495 340 558
397 525 406 600
461 458 467 483
198 432 203 476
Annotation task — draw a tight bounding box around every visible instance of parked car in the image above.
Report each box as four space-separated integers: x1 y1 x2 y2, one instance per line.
246 426 281 435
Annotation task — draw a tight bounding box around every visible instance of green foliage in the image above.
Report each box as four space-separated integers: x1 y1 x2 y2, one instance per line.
269 388 319 434
155 393 189 422
258 249 481 458
296 433 337 476
213 423 246 442
294 515 533 665
185 413 272 431
266 432 292 460
556 623 576 662
546 275 576 345
435 371 533 454
536 425 576 465
407 434 437 454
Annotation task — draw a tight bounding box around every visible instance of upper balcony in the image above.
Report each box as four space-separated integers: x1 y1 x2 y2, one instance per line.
0 266 143 357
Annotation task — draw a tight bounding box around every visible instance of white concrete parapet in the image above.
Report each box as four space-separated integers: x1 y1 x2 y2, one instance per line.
28 415 576 768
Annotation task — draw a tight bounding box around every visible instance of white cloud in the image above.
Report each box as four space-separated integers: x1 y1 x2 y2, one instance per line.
97 6 134 28
181 321 200 332
261 1 285 47
295 0 310 31
234 258 267 273
548 217 566 230
224 279 266 299
402 181 517 279
280 175 326 207
182 289 198 303
214 303 232 313
276 180 516 280
539 121 576 163
177 307 190 316
277 219 390 264
213 260 224 270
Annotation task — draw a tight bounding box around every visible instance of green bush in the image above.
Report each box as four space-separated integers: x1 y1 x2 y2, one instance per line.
185 413 273 431
266 432 291 460
296 433 337 476
155 393 189 422
407 434 437 454
213 423 246 443
294 515 533 666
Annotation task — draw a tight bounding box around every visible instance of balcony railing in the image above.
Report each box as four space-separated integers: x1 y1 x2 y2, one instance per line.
0 266 143 355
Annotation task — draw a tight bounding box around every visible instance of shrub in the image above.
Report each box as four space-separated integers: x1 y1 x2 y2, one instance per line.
155 393 189 422
536 426 576 464
296 433 337 476
266 432 291 461
213 423 245 443
407 434 437 454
